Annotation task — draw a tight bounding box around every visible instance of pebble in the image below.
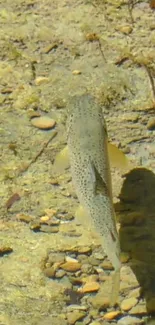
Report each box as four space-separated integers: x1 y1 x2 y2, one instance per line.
40 225 59 233
72 70 81 75
40 216 50 223
120 252 130 263
55 269 66 278
120 112 139 122
94 267 104 274
150 0 155 9
94 253 104 260
147 117 155 130
78 281 100 294
75 246 91 254
82 275 98 283
121 297 138 311
44 208 57 217
81 263 93 274
27 110 41 119
35 76 49 85
69 276 83 285
59 276 72 290
30 221 41 231
118 25 133 34
89 256 99 266
65 256 79 263
61 261 81 272
85 33 99 42
103 310 122 320
0 246 13 256
44 267 55 278
31 116 56 130
16 213 34 223
118 316 143 325
48 252 65 264
67 311 86 324
66 305 88 311
101 260 113 270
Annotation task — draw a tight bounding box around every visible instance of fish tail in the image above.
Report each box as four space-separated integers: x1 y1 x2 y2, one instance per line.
110 269 120 306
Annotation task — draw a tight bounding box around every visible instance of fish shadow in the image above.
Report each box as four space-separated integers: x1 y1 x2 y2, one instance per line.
115 167 155 314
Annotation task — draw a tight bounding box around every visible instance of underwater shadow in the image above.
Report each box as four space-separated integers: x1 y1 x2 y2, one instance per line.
115 168 155 314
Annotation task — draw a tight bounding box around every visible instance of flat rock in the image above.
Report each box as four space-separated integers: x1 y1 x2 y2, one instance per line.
89 294 110 310
66 305 88 311
129 302 147 315
31 116 56 130
48 252 65 264
40 225 59 233
67 311 86 325
128 287 141 299
118 316 144 325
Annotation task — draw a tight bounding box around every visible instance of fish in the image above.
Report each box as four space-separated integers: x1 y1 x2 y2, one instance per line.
66 94 121 305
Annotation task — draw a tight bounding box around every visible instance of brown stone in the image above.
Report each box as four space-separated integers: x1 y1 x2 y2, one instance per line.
16 213 34 223
35 76 49 85
44 267 55 278
72 70 81 75
118 25 133 34
103 310 122 320
121 297 138 311
31 116 56 130
61 261 81 272
101 260 114 270
78 281 100 293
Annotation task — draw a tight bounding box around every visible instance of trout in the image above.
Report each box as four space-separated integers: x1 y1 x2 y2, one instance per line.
67 94 121 305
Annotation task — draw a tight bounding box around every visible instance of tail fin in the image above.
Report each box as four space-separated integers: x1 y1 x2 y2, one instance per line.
110 269 120 306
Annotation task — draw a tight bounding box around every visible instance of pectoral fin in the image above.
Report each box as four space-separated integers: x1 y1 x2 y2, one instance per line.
53 142 130 174
108 142 130 170
53 146 70 173
75 204 94 229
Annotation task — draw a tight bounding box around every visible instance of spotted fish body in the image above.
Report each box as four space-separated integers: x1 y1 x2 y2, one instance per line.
67 94 121 303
